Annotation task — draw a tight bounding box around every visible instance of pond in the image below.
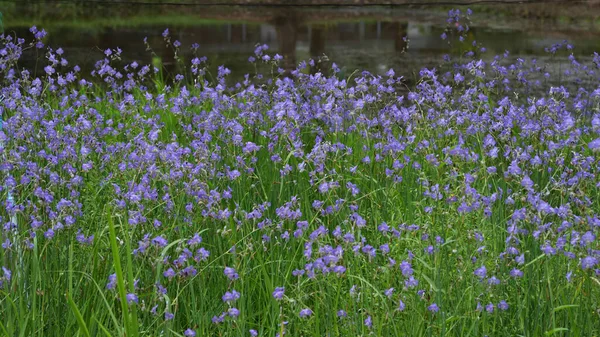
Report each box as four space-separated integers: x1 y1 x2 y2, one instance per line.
2 2 600 82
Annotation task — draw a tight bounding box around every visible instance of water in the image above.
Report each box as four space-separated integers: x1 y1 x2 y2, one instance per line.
3 2 600 81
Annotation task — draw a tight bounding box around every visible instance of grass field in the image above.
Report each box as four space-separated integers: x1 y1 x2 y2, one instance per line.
0 9 599 337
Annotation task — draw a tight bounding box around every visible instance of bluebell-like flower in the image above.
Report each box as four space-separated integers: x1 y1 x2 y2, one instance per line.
126 293 138 305
272 287 285 300
581 256 598 270
474 266 487 280
299 308 313 318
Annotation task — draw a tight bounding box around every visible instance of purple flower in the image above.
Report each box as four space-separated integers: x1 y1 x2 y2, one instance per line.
521 175 534 191
400 260 413 276
44 65 55 75
106 274 117 290
581 256 598 270
428 303 439 313
212 313 225 323
222 290 241 303
164 268 176 279
405 276 419 288
228 307 240 318
510 268 524 278
224 267 239 280
126 293 138 305
515 254 525 265
398 300 406 311
566 271 573 282
152 235 168 247
2 267 12 282
498 300 509 311
474 266 487 280
184 329 196 337
299 308 313 318
272 287 285 300
588 138 600 151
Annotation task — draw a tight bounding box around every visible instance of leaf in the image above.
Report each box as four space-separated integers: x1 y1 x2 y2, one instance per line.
545 328 569 336
525 254 545 268
421 273 445 293
93 315 113 337
66 292 91 337
552 304 579 313
414 256 435 271
108 212 137 337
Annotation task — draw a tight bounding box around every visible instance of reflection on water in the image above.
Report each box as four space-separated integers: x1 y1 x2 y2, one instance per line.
3 3 600 81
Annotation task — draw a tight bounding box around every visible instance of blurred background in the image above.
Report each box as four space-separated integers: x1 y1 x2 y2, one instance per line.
2 0 600 80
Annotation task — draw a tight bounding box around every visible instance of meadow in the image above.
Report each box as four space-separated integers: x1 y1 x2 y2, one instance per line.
0 9 599 337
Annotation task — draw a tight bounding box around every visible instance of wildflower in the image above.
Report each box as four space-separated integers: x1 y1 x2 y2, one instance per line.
228 307 240 318
487 276 500 285
474 266 487 279
184 329 196 337
224 267 239 280
299 308 313 318
212 313 225 323
152 235 168 247
510 269 524 278
106 274 117 290
272 287 285 300
404 275 419 288
581 256 598 270
400 260 413 276
515 254 525 265
428 303 439 313
2 268 12 282
126 293 138 305
565 271 573 282
164 268 176 279
521 175 534 191
222 290 241 303
590 138 600 151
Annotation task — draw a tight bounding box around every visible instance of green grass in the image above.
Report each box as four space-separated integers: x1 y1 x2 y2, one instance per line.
0 57 599 337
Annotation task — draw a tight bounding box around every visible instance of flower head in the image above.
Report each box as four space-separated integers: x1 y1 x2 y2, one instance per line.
299 308 313 318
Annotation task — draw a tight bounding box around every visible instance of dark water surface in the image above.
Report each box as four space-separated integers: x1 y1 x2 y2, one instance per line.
3 2 600 81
